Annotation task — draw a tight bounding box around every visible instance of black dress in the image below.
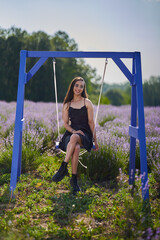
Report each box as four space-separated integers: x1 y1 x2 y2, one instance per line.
59 99 93 152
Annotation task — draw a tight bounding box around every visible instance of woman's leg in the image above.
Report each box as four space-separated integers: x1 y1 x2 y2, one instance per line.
52 134 81 182
71 143 80 174
64 134 81 163
70 143 81 194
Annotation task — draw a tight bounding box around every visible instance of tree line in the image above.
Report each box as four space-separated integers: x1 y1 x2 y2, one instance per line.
102 76 160 106
0 26 99 103
0 26 159 106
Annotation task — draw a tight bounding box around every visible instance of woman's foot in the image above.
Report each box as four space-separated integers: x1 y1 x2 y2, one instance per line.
70 174 81 195
52 161 68 182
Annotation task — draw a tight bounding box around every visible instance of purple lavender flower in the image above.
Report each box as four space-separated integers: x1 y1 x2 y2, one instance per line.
0 101 160 173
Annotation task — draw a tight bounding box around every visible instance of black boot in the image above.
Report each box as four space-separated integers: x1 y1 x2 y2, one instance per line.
70 174 81 195
52 161 68 182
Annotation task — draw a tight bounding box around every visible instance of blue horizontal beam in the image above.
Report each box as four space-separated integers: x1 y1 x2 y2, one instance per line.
26 51 135 59
129 125 139 139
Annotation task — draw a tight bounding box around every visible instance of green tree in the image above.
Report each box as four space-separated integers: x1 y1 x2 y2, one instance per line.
143 76 160 106
0 27 99 102
102 82 131 106
105 89 125 106
0 36 23 101
24 31 53 102
0 26 28 101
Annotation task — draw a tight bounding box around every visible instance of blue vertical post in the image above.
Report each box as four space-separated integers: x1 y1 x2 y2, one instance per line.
10 50 27 194
129 57 137 184
135 52 149 200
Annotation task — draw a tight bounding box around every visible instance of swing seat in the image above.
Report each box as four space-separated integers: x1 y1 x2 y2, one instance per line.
55 141 96 150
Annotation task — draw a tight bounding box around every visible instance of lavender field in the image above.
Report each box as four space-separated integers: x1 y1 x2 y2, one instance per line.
0 101 160 240
0 100 160 166
0 100 160 185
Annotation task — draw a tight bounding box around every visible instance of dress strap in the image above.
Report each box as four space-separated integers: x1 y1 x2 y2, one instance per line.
84 98 85 106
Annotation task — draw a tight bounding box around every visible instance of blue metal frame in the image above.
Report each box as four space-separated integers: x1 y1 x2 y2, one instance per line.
10 50 149 200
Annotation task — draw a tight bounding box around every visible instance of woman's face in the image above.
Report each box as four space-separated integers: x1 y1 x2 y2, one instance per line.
73 80 85 97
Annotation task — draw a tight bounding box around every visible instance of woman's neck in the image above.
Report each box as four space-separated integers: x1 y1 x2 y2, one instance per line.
72 96 83 102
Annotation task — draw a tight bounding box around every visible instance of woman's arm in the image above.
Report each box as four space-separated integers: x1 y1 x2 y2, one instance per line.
86 99 99 150
62 103 74 133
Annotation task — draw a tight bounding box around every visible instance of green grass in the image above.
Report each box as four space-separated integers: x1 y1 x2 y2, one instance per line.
0 156 160 240
99 115 116 127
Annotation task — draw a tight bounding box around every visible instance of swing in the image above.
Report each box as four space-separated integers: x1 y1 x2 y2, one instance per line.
52 58 108 156
10 50 149 200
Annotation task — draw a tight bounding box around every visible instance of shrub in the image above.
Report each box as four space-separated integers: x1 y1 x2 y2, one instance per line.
21 146 42 173
22 119 54 153
0 118 57 175
0 145 43 175
0 148 13 175
78 144 120 182
152 159 160 186
0 173 10 185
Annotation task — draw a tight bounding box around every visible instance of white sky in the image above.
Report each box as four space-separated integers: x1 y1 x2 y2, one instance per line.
0 0 160 84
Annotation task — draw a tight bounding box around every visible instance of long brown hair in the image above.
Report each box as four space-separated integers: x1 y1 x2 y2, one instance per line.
64 77 88 104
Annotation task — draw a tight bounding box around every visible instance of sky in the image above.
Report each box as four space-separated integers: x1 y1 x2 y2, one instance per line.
0 0 160 84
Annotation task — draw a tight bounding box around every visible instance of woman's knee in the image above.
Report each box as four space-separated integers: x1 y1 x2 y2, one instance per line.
70 134 79 144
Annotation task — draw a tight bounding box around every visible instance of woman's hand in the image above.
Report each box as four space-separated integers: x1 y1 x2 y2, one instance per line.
73 130 85 136
94 141 99 151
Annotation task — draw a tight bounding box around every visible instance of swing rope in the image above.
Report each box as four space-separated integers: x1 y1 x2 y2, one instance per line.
53 58 60 141
92 58 108 141
52 58 108 166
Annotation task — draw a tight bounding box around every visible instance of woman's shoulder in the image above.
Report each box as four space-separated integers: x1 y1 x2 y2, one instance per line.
63 102 70 111
85 98 93 108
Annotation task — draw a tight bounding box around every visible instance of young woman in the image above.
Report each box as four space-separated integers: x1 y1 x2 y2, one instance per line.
52 76 99 194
